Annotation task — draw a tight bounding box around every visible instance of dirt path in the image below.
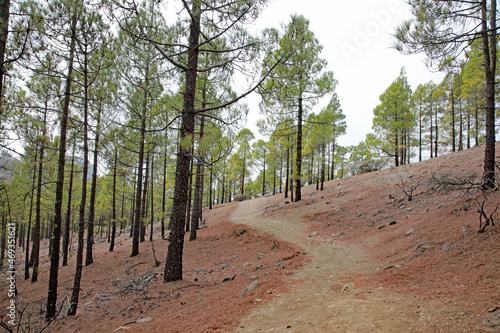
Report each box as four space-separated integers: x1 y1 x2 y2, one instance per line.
231 197 431 333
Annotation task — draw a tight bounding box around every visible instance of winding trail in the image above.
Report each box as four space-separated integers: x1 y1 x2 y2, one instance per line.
231 197 428 332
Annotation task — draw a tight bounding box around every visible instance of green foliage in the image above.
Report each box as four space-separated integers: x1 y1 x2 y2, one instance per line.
372 68 414 165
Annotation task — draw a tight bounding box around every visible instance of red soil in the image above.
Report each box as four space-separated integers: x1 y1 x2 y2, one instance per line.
1 142 499 332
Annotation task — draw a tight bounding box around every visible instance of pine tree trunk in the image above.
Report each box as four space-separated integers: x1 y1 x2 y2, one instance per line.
46 13 77 320
131 104 146 256
185 147 194 233
320 142 325 191
295 97 303 202
191 116 205 241
141 153 149 242
434 102 438 157
62 141 75 266
164 0 201 282
24 150 37 279
451 88 456 152
284 141 289 199
0 215 6 268
31 116 47 282
0 0 10 106
161 132 168 239
149 153 154 242
129 172 136 238
86 61 102 266
110 148 118 252
481 0 496 188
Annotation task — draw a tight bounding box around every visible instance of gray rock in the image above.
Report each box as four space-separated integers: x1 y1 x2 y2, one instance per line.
241 281 259 297
415 241 428 253
483 310 500 330
441 242 456 253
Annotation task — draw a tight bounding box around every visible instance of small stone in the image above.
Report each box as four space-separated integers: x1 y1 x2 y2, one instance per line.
356 212 364 217
415 241 428 253
378 225 385 230
136 316 153 323
256 264 263 270
340 282 354 293
389 221 397 225
241 281 259 297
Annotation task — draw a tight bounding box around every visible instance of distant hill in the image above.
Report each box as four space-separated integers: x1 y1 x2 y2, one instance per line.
0 154 19 183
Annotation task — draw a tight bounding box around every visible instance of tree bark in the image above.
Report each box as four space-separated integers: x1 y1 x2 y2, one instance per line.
110 148 118 252
190 115 205 241
161 120 168 239
0 0 10 109
46 13 77 321
451 87 455 152
31 96 49 281
62 140 75 265
86 103 101 266
149 153 154 242
164 0 201 282
295 97 303 202
131 80 148 256
481 0 496 188
141 153 149 242
24 148 37 279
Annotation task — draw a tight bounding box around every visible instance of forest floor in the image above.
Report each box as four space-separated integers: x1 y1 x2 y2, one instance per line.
1 142 500 332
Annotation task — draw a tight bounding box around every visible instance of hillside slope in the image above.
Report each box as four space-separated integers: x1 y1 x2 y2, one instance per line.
1 142 499 332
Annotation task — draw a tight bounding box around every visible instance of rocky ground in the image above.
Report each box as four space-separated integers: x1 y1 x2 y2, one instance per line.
1 142 499 332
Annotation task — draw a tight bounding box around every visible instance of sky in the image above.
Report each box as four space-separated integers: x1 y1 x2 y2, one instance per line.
242 0 446 147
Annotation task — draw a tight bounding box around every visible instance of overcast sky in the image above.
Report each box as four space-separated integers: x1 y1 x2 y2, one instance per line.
242 0 445 147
